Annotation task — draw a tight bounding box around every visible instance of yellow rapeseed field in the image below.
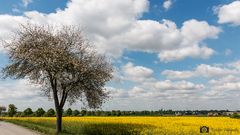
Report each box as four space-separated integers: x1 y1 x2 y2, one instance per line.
1 116 240 135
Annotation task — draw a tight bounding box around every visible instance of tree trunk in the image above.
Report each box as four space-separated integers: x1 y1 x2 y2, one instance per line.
50 77 65 134
56 108 62 134
50 77 62 134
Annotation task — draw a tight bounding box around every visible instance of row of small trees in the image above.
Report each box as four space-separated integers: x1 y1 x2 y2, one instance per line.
1 104 173 117
0 104 79 117
2 104 238 117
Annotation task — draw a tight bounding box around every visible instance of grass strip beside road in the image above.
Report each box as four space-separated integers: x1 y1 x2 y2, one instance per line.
0 117 153 135
1 119 56 135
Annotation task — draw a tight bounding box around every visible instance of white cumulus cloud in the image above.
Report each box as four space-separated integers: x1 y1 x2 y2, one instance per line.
122 62 154 82
0 0 221 62
217 0 240 25
163 0 172 11
0 79 40 100
162 63 240 79
22 0 33 7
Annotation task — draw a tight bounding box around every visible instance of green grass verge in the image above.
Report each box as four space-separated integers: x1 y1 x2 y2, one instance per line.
3 119 56 135
1 119 154 135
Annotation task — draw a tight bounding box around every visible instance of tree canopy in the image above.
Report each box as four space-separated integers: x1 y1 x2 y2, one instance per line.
2 24 113 133
35 108 45 117
8 104 17 117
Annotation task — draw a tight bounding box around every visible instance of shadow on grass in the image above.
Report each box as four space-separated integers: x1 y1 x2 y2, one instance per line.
65 123 154 135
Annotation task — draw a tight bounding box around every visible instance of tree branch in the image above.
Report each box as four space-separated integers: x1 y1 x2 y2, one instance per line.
60 90 68 108
48 71 60 108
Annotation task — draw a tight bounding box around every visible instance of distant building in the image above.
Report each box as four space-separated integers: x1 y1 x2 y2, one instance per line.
207 112 219 116
0 106 7 116
175 112 183 116
0 106 6 112
223 112 234 116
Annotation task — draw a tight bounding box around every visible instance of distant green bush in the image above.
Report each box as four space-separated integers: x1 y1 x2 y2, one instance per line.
45 108 55 117
230 113 240 119
35 108 46 117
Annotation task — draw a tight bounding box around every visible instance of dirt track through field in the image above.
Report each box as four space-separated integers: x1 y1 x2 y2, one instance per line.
0 121 40 135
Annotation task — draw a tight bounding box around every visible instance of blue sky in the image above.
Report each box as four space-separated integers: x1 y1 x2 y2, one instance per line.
0 0 240 111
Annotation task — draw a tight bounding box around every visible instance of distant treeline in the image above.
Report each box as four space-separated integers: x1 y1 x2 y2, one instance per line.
0 104 239 117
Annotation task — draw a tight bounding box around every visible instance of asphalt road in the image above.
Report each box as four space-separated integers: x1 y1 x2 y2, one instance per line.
0 121 40 135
